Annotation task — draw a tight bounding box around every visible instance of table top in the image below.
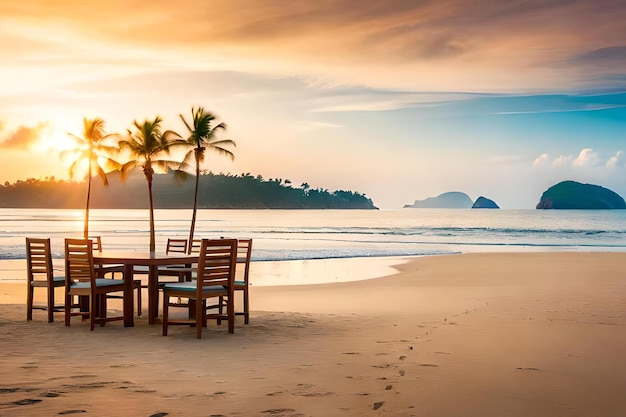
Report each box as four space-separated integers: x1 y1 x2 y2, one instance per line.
93 251 199 266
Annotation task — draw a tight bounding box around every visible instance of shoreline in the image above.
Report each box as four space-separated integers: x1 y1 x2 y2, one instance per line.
1 252 625 416
1 255 410 286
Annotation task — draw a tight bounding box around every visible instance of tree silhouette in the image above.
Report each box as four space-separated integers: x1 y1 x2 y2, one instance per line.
178 107 235 249
65 117 121 238
118 117 185 251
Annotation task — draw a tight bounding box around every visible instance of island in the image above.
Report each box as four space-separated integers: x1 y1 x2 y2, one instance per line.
0 172 378 210
472 196 499 209
536 180 626 210
403 192 474 208
404 192 500 209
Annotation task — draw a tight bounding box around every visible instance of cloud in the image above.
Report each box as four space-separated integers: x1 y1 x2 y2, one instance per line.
540 148 622 170
2 0 626 93
551 154 572 167
569 45 626 65
533 153 550 166
291 121 343 131
572 148 599 167
0 123 48 149
606 150 623 168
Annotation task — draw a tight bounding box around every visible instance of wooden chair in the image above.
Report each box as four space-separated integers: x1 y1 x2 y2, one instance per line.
162 239 237 339
91 236 142 316
26 237 65 322
159 238 193 282
189 239 202 254
217 238 252 324
167 238 188 254
64 238 127 331
90 236 124 278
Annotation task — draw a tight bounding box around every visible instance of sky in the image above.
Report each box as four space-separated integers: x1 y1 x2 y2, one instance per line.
0 0 625 209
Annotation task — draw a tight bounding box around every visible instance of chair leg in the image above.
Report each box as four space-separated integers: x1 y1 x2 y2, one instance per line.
65 292 71 326
99 296 107 327
135 280 142 317
227 296 235 334
162 291 169 336
196 299 204 339
47 285 55 323
26 283 34 321
217 296 224 325
243 288 249 325
90 295 97 331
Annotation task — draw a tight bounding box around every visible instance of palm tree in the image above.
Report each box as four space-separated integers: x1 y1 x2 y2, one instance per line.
179 107 235 248
66 117 121 238
118 117 185 251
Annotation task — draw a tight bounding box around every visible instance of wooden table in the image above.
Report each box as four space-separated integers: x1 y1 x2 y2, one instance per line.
93 251 199 326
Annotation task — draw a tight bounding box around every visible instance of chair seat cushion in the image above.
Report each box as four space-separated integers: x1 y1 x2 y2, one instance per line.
31 277 65 287
163 281 227 294
71 278 125 289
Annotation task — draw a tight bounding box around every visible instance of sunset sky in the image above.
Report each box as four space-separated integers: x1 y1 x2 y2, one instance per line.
0 0 625 209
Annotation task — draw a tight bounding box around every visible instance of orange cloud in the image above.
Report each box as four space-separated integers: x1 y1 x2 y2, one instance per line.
0 123 48 149
1 0 625 93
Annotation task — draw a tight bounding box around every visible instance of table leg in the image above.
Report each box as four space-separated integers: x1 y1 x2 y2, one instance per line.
148 265 159 325
123 264 134 327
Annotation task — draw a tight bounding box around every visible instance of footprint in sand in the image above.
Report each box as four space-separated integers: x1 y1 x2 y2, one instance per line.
0 388 19 394
261 408 297 415
11 398 42 405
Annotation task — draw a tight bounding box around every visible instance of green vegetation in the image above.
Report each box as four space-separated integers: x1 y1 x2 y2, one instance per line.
536 180 626 209
0 172 377 209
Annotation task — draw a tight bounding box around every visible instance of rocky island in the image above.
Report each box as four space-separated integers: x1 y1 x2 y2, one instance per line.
536 180 626 210
472 196 499 209
404 192 500 209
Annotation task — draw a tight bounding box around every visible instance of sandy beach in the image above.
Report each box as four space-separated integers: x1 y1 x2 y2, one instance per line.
1 252 625 416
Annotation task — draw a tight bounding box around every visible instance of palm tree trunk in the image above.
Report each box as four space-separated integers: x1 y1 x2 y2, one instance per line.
147 174 156 252
187 158 200 251
83 160 92 239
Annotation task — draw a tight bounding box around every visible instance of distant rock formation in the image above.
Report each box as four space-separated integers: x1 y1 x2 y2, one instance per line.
536 180 626 209
404 192 473 208
472 196 499 209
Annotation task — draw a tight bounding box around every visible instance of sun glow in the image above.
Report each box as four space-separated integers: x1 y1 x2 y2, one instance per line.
37 124 81 153
28 121 93 180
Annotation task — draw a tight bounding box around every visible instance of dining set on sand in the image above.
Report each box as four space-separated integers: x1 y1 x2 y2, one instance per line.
25 236 253 339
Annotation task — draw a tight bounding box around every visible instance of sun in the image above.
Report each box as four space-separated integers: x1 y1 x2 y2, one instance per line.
37 122 81 152
31 120 91 179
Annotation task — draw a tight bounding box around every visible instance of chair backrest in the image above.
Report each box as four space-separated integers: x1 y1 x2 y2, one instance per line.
166 238 188 254
26 237 54 284
236 238 252 283
88 236 103 252
65 238 95 286
189 239 202 254
196 239 237 291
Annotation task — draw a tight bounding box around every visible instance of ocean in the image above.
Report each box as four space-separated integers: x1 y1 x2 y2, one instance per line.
2 207 626 261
